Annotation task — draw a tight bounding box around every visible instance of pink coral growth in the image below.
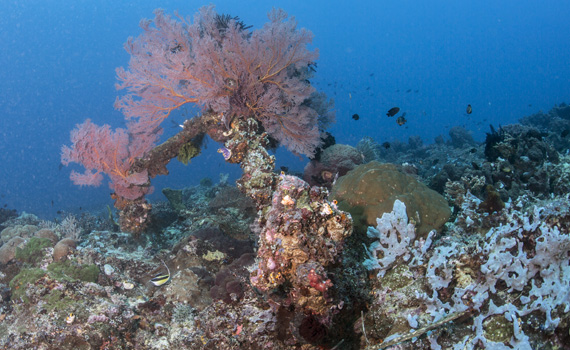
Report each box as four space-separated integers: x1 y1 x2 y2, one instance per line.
87 314 109 324
61 119 155 200
307 268 332 293
115 6 331 156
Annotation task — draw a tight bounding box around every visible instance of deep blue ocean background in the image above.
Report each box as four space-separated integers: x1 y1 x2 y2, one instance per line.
1 0 569 219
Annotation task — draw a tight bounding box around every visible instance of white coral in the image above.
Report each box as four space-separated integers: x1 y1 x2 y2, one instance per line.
363 200 416 277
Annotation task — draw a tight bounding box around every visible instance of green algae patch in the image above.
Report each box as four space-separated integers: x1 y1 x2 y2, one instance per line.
15 237 53 264
483 314 514 343
47 260 99 283
44 289 77 313
9 268 47 302
177 140 201 165
380 264 414 290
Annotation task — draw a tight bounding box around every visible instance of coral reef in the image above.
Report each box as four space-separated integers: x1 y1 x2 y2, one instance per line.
359 194 570 349
35 0 570 347
6 104 570 348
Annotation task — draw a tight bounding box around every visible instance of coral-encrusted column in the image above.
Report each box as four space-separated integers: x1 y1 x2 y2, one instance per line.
223 117 353 322
250 175 352 320
220 117 278 208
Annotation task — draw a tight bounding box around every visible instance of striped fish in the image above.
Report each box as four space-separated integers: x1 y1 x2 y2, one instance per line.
150 260 171 287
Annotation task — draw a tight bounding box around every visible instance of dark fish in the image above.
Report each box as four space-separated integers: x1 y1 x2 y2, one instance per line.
472 162 480 170
406 89 412 93
352 113 360 121
3 204 6 208
414 90 419 93
466 104 472 114
51 200 54 207
396 116 407 126
432 159 439 165
469 148 477 153
562 129 570 138
59 163 64 171
369 73 375 77
170 119 181 128
386 107 400 117
382 142 390 149
280 166 289 173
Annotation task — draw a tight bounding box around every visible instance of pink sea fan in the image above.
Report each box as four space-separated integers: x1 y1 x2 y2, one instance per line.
114 6 332 156
61 119 156 200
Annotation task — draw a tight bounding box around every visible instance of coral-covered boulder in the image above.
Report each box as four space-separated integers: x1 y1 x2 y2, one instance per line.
330 161 450 237
34 228 59 244
1 224 38 243
304 144 363 187
250 174 352 317
52 238 76 262
0 236 26 264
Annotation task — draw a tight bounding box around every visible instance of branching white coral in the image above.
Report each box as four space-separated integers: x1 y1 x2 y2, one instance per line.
363 200 417 277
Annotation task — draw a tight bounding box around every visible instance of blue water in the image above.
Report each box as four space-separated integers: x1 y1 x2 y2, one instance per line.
1 0 569 219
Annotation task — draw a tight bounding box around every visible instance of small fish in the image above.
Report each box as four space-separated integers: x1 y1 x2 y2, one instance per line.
466 104 472 114
406 89 412 93
349 93 352 99
66 313 75 324
150 260 171 287
561 129 570 138
280 166 289 173
469 148 477 153
382 142 391 149
396 116 407 126
352 113 360 121
432 159 439 165
386 107 400 117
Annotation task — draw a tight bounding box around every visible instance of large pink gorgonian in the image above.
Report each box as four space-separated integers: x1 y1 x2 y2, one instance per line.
115 6 333 156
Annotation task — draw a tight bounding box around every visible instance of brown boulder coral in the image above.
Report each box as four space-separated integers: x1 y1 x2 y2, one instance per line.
330 161 450 237
0 236 26 265
52 238 77 262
